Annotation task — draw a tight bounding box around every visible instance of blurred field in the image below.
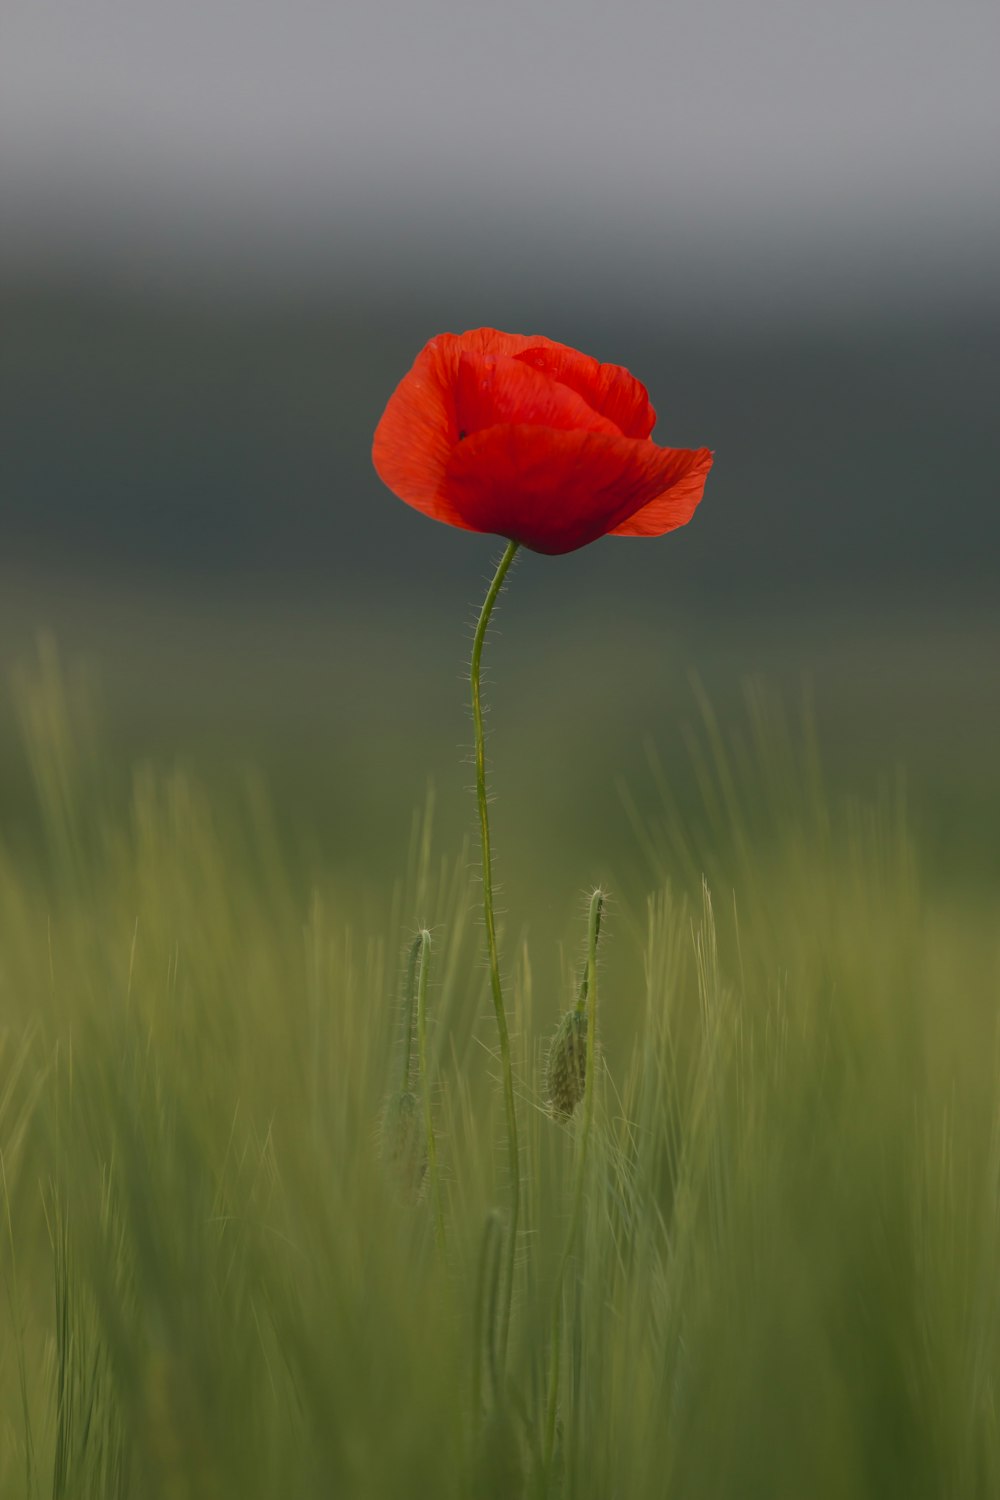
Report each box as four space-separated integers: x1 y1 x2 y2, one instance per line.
2 570 998 904
1 600 999 1497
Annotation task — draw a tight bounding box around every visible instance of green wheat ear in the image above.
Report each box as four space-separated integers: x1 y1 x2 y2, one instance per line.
379 933 428 1201
545 889 606 1119
379 929 444 1238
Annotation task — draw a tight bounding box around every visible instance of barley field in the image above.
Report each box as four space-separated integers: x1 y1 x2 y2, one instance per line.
0 606 998 1500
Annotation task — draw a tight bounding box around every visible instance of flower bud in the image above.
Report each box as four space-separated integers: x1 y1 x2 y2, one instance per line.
545 1008 588 1119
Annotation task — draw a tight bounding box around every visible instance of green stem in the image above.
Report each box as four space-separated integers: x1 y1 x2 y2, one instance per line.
574 894 604 1014
416 929 446 1252
470 539 521 1372
544 888 605 1476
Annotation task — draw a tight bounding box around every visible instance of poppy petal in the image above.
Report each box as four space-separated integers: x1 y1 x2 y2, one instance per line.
512 345 656 439
445 329 562 360
443 330 655 438
610 448 714 536
454 352 623 439
444 426 711 555
371 339 467 527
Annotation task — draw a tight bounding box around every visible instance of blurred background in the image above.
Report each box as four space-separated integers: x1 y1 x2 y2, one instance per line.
2 0 998 920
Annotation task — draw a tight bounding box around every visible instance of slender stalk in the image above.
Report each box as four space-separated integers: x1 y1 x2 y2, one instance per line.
574 894 604 1014
470 539 521 1370
415 929 446 1251
544 889 605 1475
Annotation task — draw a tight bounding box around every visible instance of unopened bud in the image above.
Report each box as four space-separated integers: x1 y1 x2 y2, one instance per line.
545 1008 588 1119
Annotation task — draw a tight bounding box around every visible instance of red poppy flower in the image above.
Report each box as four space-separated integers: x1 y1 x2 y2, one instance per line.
372 328 713 556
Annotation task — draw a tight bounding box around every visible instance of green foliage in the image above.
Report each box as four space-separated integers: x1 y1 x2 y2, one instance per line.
1 650 999 1498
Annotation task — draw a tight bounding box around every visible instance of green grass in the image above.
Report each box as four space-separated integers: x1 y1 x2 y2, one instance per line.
1 642 999 1498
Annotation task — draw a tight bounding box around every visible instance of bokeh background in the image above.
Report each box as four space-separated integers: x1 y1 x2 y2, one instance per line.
2 0 999 921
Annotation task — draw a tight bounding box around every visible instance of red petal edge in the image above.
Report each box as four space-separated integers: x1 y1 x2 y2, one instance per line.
443 426 712 555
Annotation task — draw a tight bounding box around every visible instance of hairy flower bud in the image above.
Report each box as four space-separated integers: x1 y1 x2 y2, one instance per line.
545 1008 588 1119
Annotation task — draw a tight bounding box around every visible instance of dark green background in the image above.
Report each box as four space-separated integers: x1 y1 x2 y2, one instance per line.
2 273 998 918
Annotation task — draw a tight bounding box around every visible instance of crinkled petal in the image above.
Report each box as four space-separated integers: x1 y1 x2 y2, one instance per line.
443 329 562 359
443 330 655 437
454 351 623 439
371 338 466 527
443 426 711 555
512 345 656 439
372 335 625 527
610 448 714 536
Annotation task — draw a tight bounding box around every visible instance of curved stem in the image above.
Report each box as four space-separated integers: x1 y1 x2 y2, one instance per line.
470 539 521 1372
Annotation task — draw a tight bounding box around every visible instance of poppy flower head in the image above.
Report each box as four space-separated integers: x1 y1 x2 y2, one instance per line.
372 328 712 556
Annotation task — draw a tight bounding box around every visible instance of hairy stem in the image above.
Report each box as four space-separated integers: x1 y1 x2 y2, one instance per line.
470 539 521 1372
574 892 604 1014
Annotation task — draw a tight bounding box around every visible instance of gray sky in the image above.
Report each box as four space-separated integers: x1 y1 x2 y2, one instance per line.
3 0 999 314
